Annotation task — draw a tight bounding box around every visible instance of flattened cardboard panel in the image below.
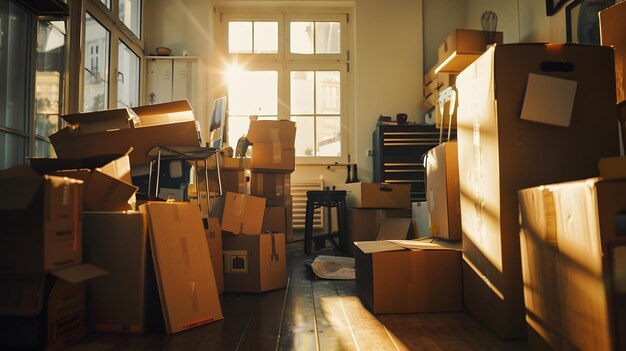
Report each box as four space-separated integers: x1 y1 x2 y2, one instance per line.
140 202 222 334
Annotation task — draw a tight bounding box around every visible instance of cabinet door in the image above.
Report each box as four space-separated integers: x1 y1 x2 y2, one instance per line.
172 60 193 104
146 59 173 104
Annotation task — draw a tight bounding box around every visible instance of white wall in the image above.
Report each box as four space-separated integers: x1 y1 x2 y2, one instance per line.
142 0 571 187
423 0 466 72
352 0 423 183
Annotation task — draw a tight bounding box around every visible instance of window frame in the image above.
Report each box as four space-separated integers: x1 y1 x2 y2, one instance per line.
77 0 143 112
217 7 351 165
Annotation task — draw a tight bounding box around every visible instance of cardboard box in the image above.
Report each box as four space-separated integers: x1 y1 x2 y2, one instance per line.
0 264 106 350
375 218 415 241
437 28 504 73
140 202 223 334
29 153 137 212
247 120 296 173
456 43 621 338
600 1 626 103
205 217 224 295
222 232 287 293
262 206 287 234
426 141 461 240
346 208 407 254
250 172 290 196
354 239 462 314
83 211 162 334
221 192 266 235
336 182 411 209
50 101 201 166
518 178 626 350
199 169 248 196
61 107 139 134
132 100 196 127
0 165 84 274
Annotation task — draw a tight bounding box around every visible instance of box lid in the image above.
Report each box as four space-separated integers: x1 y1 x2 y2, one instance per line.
375 218 413 240
62 107 139 127
132 100 195 126
0 165 83 211
355 238 461 254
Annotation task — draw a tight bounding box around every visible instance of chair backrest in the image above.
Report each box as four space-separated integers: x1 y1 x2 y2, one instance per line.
208 96 226 148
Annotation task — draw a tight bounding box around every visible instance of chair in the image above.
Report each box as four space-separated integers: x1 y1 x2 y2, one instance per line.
304 190 348 256
146 145 222 211
146 96 227 211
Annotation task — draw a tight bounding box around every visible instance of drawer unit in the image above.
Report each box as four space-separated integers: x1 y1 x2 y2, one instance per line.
373 124 455 203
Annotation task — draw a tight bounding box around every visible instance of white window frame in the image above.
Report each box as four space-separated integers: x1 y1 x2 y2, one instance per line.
217 7 351 165
76 0 143 112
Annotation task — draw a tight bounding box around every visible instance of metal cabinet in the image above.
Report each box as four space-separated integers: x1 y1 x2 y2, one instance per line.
373 124 455 203
145 56 198 106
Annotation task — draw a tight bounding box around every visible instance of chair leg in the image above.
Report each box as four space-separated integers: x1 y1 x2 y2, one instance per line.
338 199 348 254
304 200 315 256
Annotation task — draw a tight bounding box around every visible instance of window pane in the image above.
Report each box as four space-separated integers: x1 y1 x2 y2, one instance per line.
315 22 340 54
2 2 29 132
34 139 56 158
291 116 315 156
290 22 313 54
100 0 111 9
229 22 252 53
254 22 277 53
227 70 277 115
83 13 110 112
316 71 340 114
290 71 314 114
316 116 341 156
119 0 141 38
35 20 65 138
0 133 27 169
117 41 140 108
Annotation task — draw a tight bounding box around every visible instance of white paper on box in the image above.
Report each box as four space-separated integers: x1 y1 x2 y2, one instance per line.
520 73 577 127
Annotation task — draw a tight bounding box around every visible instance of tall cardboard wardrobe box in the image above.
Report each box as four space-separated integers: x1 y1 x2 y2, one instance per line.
456 43 620 338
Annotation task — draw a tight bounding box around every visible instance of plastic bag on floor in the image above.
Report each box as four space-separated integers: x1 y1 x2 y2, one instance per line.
310 255 355 280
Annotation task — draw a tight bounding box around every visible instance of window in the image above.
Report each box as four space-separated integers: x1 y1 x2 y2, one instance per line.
79 0 143 112
219 10 349 163
1 1 32 168
34 20 67 158
117 41 139 108
83 13 110 112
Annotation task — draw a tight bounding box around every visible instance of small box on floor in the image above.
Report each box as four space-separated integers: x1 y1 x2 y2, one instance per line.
222 232 287 293
354 239 462 314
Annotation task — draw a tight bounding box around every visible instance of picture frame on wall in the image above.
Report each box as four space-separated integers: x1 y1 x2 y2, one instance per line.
546 0 569 16
566 0 615 43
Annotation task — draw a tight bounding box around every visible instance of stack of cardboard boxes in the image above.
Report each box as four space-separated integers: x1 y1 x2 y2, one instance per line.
338 181 463 315
195 120 295 294
511 3 626 349
0 101 232 348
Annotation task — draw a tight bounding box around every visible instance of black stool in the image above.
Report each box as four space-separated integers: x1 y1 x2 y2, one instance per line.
304 190 348 256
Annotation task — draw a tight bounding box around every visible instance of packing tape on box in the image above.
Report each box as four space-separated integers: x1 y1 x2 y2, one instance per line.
270 128 280 142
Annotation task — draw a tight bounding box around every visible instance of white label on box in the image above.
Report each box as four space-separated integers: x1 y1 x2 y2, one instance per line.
520 73 577 127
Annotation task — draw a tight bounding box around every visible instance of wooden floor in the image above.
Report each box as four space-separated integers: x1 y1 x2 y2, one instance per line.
71 238 529 351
